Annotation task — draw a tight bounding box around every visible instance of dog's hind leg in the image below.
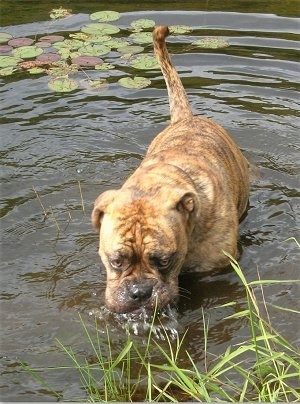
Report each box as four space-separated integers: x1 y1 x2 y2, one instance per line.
153 26 193 124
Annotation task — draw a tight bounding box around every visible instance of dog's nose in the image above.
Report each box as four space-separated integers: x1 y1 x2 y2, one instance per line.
129 282 153 302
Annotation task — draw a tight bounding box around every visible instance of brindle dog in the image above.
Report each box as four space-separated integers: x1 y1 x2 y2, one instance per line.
92 26 249 313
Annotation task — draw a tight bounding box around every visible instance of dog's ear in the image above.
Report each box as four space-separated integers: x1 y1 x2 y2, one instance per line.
91 189 118 232
175 191 199 221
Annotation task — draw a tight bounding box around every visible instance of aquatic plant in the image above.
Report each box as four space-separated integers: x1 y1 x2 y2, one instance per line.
0 9 229 91
22 245 300 402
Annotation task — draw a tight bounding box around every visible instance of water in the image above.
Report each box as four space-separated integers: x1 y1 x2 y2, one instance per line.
1 1 299 401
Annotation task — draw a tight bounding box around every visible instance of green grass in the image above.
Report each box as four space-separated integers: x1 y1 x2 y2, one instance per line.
22 249 300 402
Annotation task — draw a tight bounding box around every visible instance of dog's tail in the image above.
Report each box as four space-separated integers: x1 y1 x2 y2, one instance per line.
153 26 193 124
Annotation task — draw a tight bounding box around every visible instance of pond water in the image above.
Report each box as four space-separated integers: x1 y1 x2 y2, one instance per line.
1 0 299 401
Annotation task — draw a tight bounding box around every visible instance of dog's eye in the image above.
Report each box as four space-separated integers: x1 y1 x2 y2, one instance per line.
150 255 172 271
110 257 129 271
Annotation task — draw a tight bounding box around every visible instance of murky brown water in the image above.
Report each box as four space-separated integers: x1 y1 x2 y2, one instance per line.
1 1 299 401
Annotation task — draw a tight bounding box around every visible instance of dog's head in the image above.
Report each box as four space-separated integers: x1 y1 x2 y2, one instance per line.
92 186 198 313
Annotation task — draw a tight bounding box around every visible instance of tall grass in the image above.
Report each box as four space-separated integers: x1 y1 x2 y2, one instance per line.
23 255 300 402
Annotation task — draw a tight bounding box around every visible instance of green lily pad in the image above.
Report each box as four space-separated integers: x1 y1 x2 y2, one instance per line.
53 39 83 50
95 62 115 70
90 11 120 22
12 45 43 59
0 55 21 68
130 19 155 30
0 66 16 76
192 37 230 48
0 32 13 44
48 77 78 92
85 35 111 43
50 7 72 19
81 23 120 35
78 44 110 56
119 76 151 89
129 54 159 70
80 78 109 93
46 62 79 77
169 25 193 34
117 45 144 55
28 67 45 74
129 31 153 44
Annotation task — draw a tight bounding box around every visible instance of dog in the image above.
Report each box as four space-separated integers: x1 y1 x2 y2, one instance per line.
92 26 249 314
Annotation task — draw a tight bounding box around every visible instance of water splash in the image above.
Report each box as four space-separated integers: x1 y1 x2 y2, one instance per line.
88 304 179 340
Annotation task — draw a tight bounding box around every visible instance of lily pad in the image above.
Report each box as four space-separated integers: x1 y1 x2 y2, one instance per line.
78 44 110 56
85 35 111 43
35 41 52 48
48 77 78 92
169 25 193 34
0 32 13 44
80 78 109 92
39 35 65 43
0 66 16 76
72 55 103 67
192 37 230 48
117 45 144 55
129 31 153 44
129 54 159 70
0 55 21 68
130 19 155 30
50 7 72 19
46 63 79 77
12 45 43 59
53 39 83 50
119 76 151 89
90 11 120 22
0 45 13 53
95 62 115 70
81 23 120 35
8 37 35 47
28 67 45 74
36 53 61 63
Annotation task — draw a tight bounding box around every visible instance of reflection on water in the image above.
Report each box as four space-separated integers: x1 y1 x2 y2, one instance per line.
0 2 299 401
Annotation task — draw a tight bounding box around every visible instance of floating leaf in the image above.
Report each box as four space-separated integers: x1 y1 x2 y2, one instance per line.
20 60 48 69
0 32 13 44
46 63 79 77
0 45 13 53
104 39 129 49
129 31 153 44
50 7 72 19
130 19 155 30
80 78 109 93
69 32 90 41
35 41 52 48
72 55 103 67
85 34 111 43
90 11 120 22
78 44 110 56
117 45 144 55
192 37 230 48
119 76 151 89
8 37 35 47
48 77 78 92
0 66 16 76
95 62 114 70
39 35 65 43
53 39 83 50
169 25 193 34
129 54 159 70
81 23 120 35
0 55 21 68
28 67 45 74
36 53 61 63
12 45 43 59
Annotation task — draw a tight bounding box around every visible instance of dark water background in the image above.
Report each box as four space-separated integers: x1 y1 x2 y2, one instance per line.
1 0 299 401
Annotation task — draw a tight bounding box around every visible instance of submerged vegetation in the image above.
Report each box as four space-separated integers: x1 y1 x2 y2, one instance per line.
0 8 229 92
23 249 300 402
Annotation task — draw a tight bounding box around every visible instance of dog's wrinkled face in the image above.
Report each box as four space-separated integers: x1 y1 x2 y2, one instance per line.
92 187 197 313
